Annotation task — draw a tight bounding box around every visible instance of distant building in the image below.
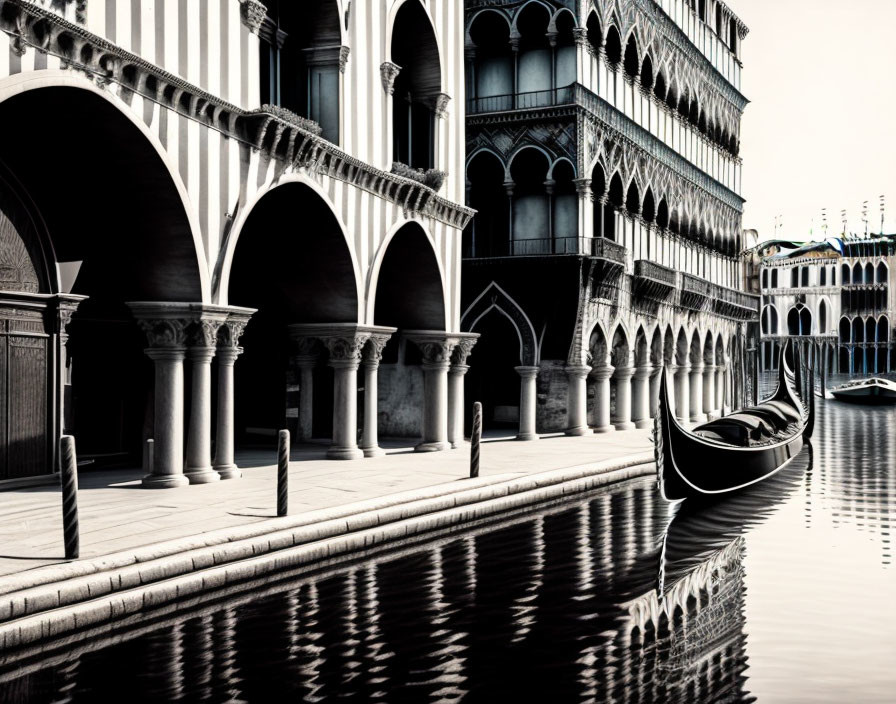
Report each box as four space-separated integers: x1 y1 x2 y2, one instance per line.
757 236 895 373
461 0 757 437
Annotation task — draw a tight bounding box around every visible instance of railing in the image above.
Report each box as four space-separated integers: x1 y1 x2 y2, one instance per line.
634 260 678 287
467 85 576 115
681 273 713 298
463 236 627 260
711 282 760 312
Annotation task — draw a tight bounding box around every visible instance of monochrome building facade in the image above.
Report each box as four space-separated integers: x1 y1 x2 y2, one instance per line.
461 0 758 437
0 0 474 486
758 236 895 375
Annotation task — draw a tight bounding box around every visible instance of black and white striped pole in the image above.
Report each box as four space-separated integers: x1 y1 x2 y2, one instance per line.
60 435 80 560
277 429 289 517
470 402 482 479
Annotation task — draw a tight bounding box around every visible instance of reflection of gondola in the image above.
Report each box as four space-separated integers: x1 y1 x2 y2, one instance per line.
655 340 814 501
618 446 811 701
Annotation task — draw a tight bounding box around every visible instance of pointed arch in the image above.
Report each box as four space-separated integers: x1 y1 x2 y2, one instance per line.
461 282 539 365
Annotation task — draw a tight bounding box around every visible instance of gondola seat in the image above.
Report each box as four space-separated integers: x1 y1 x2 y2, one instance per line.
693 412 776 445
740 405 790 432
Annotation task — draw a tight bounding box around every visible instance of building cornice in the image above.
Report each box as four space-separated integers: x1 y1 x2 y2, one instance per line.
0 0 474 230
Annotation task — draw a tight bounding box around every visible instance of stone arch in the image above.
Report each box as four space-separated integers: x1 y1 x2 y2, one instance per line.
467 9 514 107
588 320 610 366
877 262 889 284
604 23 623 65
761 304 779 335
610 324 631 368
689 331 702 366
663 324 675 365
547 156 577 180
465 149 509 258
634 325 649 366
461 282 538 366
818 298 829 334
703 332 714 365
370 220 446 331
390 0 443 170
675 328 689 365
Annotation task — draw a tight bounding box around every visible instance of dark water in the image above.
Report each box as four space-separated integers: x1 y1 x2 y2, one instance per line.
1 393 894 703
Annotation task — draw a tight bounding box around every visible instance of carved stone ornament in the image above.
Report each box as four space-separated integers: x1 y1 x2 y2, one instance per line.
380 61 401 95
293 336 323 357
218 316 251 348
451 337 478 365
435 93 451 119
324 334 369 363
137 319 188 349
571 27 588 46
188 319 224 348
339 46 350 74
239 0 267 34
363 334 392 364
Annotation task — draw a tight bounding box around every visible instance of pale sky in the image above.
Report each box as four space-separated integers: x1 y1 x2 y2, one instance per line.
731 0 896 241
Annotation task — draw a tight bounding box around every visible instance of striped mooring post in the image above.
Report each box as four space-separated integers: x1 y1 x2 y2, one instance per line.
470 402 482 479
60 435 80 560
277 429 289 517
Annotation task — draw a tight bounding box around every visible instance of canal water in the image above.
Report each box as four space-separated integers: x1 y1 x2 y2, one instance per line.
1 390 894 702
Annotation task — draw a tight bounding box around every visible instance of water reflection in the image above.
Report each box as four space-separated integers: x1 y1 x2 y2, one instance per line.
1 399 894 702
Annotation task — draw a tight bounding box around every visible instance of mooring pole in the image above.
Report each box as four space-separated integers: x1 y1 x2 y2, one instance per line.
60 435 80 560
277 429 289 517
470 402 482 479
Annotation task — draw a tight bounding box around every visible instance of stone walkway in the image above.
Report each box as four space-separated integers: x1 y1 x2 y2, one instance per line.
0 430 652 580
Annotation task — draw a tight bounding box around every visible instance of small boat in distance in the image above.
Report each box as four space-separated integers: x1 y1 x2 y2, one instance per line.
829 377 896 405
655 341 814 502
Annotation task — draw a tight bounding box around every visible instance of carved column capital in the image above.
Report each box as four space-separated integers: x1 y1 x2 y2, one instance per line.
573 178 592 198
362 333 393 368
217 311 254 350
239 0 267 34
567 364 594 381
571 27 588 46
450 334 479 366
136 318 188 350
589 364 614 382
339 46 351 74
324 334 370 368
380 61 401 95
407 331 465 370
515 365 540 380
434 93 451 118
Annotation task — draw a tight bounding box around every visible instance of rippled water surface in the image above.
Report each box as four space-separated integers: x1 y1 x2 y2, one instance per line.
2 388 895 703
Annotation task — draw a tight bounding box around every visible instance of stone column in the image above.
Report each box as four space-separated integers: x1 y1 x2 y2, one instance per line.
612 366 636 430
294 351 318 442
448 337 478 449
716 363 726 411
703 364 717 417
410 334 458 452
133 317 189 488
565 365 592 436
590 364 614 433
672 364 690 422
689 362 705 423
515 366 539 441
213 314 251 480
649 366 662 418
631 364 653 429
360 334 391 457
324 334 367 460
185 343 219 484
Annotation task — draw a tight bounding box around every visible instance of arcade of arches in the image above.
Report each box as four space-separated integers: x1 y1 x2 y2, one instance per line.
0 87 473 487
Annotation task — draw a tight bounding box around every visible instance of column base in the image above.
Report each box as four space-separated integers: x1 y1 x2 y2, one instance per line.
214 465 242 480
415 441 451 452
634 419 653 430
185 467 221 484
613 421 636 431
362 446 384 458
516 432 539 441
565 426 593 436
591 425 615 434
327 446 364 460
141 474 190 489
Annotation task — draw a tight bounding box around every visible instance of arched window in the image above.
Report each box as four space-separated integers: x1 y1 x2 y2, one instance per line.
791 267 799 288
465 151 508 257
801 266 809 287
625 180 640 216
605 25 622 66
258 0 343 144
819 266 826 286
865 262 874 284
761 269 769 289
799 307 812 336
509 148 551 254
656 198 669 230
819 300 827 333
839 317 851 343
831 266 836 285
878 262 888 284
728 19 738 55
392 0 442 170
550 160 577 252
787 308 800 335
606 172 624 241
623 35 639 79
771 269 778 288
642 187 656 224
515 3 552 98
841 263 850 285
586 12 602 54
468 11 513 111
715 6 723 35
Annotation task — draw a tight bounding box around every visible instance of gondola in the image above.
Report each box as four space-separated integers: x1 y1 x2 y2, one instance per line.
829 376 896 405
655 340 814 501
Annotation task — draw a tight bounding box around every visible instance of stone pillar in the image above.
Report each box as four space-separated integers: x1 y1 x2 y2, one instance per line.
360 334 391 457
565 365 592 436
703 364 717 417
515 366 539 440
294 351 319 442
590 364 614 433
631 364 653 429
673 364 690 422
612 366 636 430
324 335 367 460
131 315 189 489
185 344 219 484
410 334 458 452
689 363 705 423
213 314 251 480
716 363 726 411
448 337 478 449
649 366 662 418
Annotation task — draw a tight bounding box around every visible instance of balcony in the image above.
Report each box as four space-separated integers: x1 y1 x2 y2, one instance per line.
464 236 626 261
711 283 760 320
680 273 712 311
633 260 678 304
467 86 575 115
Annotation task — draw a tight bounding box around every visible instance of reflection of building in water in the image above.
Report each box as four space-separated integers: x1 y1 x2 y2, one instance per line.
621 538 748 702
754 236 895 374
